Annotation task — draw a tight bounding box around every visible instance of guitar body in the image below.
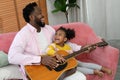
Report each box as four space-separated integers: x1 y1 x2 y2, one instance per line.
25 50 78 80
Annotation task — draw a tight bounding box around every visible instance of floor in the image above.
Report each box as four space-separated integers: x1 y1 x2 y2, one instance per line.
108 40 120 80
115 59 120 80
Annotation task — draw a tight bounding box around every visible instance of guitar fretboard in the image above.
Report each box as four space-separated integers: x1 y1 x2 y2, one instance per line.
63 41 108 60
64 47 88 60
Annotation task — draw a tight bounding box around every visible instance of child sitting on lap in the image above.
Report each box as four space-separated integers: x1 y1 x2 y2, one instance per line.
46 26 112 77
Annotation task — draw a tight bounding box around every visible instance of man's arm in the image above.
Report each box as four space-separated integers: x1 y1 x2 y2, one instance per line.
8 31 41 65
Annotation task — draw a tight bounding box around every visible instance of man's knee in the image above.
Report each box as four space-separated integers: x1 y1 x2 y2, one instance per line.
63 71 86 80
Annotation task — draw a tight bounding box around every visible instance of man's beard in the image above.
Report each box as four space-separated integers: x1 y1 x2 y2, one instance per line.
35 16 45 27
36 21 45 27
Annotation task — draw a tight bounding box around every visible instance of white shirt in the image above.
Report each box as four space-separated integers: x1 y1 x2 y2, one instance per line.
37 29 48 53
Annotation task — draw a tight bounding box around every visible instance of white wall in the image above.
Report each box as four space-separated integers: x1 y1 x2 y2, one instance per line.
106 0 120 40
46 0 67 26
86 0 107 39
46 0 80 25
86 0 120 40
46 0 120 40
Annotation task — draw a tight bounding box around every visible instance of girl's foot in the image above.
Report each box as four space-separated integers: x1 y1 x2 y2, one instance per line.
94 69 104 77
101 66 112 75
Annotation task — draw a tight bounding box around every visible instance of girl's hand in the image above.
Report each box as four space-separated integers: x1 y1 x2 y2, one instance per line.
82 45 96 53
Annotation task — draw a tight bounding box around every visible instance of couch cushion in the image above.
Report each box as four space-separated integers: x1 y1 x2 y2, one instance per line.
0 64 23 80
0 32 17 53
0 51 9 67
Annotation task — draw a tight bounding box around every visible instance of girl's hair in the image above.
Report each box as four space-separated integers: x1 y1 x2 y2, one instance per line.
57 26 75 40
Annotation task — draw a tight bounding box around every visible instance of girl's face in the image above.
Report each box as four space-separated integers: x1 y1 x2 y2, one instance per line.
54 30 67 46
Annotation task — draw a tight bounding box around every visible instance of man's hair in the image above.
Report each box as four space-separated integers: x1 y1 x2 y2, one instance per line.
57 26 75 40
23 2 37 23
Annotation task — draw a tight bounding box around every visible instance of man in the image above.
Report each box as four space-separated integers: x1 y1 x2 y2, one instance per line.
8 2 86 80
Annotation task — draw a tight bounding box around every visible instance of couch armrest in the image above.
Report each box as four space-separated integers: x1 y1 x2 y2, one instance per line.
75 45 119 80
85 31 119 69
89 46 119 65
88 45 119 78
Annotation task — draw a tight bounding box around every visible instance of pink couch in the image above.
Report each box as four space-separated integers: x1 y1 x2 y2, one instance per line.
0 22 119 80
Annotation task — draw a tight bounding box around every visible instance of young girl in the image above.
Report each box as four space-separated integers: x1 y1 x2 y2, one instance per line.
46 26 112 77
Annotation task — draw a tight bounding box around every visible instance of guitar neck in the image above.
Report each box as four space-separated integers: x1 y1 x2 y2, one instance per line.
64 41 108 60
64 46 88 60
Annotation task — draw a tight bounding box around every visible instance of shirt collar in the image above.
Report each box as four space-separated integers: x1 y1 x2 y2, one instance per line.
27 23 37 33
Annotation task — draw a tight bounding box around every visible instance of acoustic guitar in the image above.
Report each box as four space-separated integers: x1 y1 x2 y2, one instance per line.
25 40 108 80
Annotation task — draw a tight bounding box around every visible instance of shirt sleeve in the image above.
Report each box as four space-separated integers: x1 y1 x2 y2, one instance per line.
66 42 82 51
46 44 56 56
8 29 41 65
64 44 73 54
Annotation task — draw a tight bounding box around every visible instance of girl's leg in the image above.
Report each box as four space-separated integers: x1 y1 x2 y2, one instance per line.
77 67 104 77
77 67 94 74
77 61 102 70
77 61 112 75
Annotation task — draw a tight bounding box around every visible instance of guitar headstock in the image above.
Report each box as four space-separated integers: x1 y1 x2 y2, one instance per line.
96 39 108 47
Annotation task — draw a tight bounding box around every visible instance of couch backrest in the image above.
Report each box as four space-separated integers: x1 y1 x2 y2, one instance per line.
0 32 17 53
0 22 100 53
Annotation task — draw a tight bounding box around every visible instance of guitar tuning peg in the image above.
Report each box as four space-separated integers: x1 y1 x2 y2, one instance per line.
101 38 108 45
101 38 105 42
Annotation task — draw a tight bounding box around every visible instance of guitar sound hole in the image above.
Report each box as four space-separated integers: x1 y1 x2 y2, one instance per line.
54 62 68 72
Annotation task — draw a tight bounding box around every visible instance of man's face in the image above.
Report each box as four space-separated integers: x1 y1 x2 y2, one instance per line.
33 6 45 27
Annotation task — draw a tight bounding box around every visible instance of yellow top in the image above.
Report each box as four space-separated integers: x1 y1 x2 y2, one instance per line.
46 43 73 56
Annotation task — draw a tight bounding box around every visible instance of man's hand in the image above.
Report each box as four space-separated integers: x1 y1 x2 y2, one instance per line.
54 53 66 63
41 55 58 69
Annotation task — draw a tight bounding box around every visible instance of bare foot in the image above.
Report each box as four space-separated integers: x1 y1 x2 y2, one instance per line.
101 66 112 75
94 69 104 77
